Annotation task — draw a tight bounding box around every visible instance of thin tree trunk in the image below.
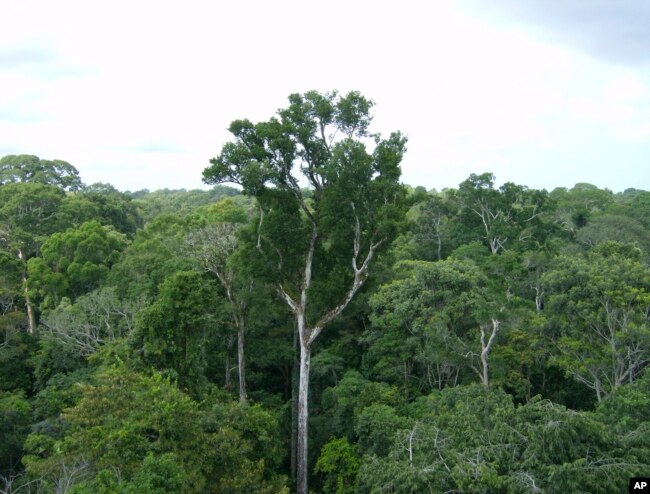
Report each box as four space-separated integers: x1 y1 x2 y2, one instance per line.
17 250 36 334
24 280 36 334
480 319 500 388
481 349 490 387
237 318 247 401
224 334 234 390
534 285 543 314
296 341 311 494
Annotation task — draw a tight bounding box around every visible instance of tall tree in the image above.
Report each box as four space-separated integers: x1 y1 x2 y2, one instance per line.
0 155 83 191
0 183 65 332
203 90 407 493
185 196 255 401
187 222 254 401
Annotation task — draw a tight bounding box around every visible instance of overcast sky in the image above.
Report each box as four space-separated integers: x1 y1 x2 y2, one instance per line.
2 1 649 193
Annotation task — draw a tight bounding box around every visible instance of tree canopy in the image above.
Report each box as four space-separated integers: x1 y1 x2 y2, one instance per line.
0 155 83 191
1 98 649 494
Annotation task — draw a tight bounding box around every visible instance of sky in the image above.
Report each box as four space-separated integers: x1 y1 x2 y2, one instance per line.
1 1 649 193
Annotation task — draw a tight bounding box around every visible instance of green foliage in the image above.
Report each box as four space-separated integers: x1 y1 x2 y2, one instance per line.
0 391 31 476
1 157 649 493
611 189 650 231
55 183 144 237
355 404 409 457
30 337 88 391
319 370 401 446
39 286 142 358
0 249 23 308
366 258 498 394
0 324 37 393
24 369 92 470
200 197 250 224
31 369 91 423
68 453 190 494
133 185 241 223
203 90 409 317
0 154 83 191
543 243 650 400
410 191 459 261
24 365 204 491
596 367 650 432
357 385 641 494
315 438 360 494
108 212 202 300
576 213 650 258
28 221 128 309
550 183 614 232
201 399 288 493
132 271 216 397
456 173 554 255
0 182 66 258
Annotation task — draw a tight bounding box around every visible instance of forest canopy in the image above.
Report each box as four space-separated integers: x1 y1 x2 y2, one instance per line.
1 92 649 494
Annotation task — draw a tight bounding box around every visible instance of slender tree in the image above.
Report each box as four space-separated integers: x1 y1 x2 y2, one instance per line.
203 90 407 493
187 222 253 401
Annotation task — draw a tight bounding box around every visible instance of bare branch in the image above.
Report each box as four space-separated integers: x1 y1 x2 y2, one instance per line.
277 284 298 313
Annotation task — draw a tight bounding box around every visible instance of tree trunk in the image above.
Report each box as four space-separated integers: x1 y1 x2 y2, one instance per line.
17 250 36 334
24 281 36 334
296 340 311 494
290 326 299 486
481 348 490 387
224 334 234 390
480 319 500 388
237 318 247 401
534 285 543 314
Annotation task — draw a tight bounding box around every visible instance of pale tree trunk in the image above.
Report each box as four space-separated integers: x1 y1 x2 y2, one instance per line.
290 327 299 485
472 203 507 254
186 224 249 401
296 339 311 494
220 283 249 401
534 284 543 314
224 334 234 390
479 319 500 387
278 204 383 494
236 317 247 402
17 249 36 334
23 280 36 334
465 319 500 387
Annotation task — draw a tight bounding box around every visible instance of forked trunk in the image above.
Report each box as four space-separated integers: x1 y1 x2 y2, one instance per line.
479 319 500 387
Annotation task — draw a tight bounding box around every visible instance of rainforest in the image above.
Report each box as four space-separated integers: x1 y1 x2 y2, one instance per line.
1 92 649 494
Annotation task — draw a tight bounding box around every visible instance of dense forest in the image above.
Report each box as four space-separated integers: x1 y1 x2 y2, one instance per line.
1 92 649 494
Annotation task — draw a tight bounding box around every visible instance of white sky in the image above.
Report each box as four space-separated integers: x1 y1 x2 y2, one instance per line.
1 1 649 193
